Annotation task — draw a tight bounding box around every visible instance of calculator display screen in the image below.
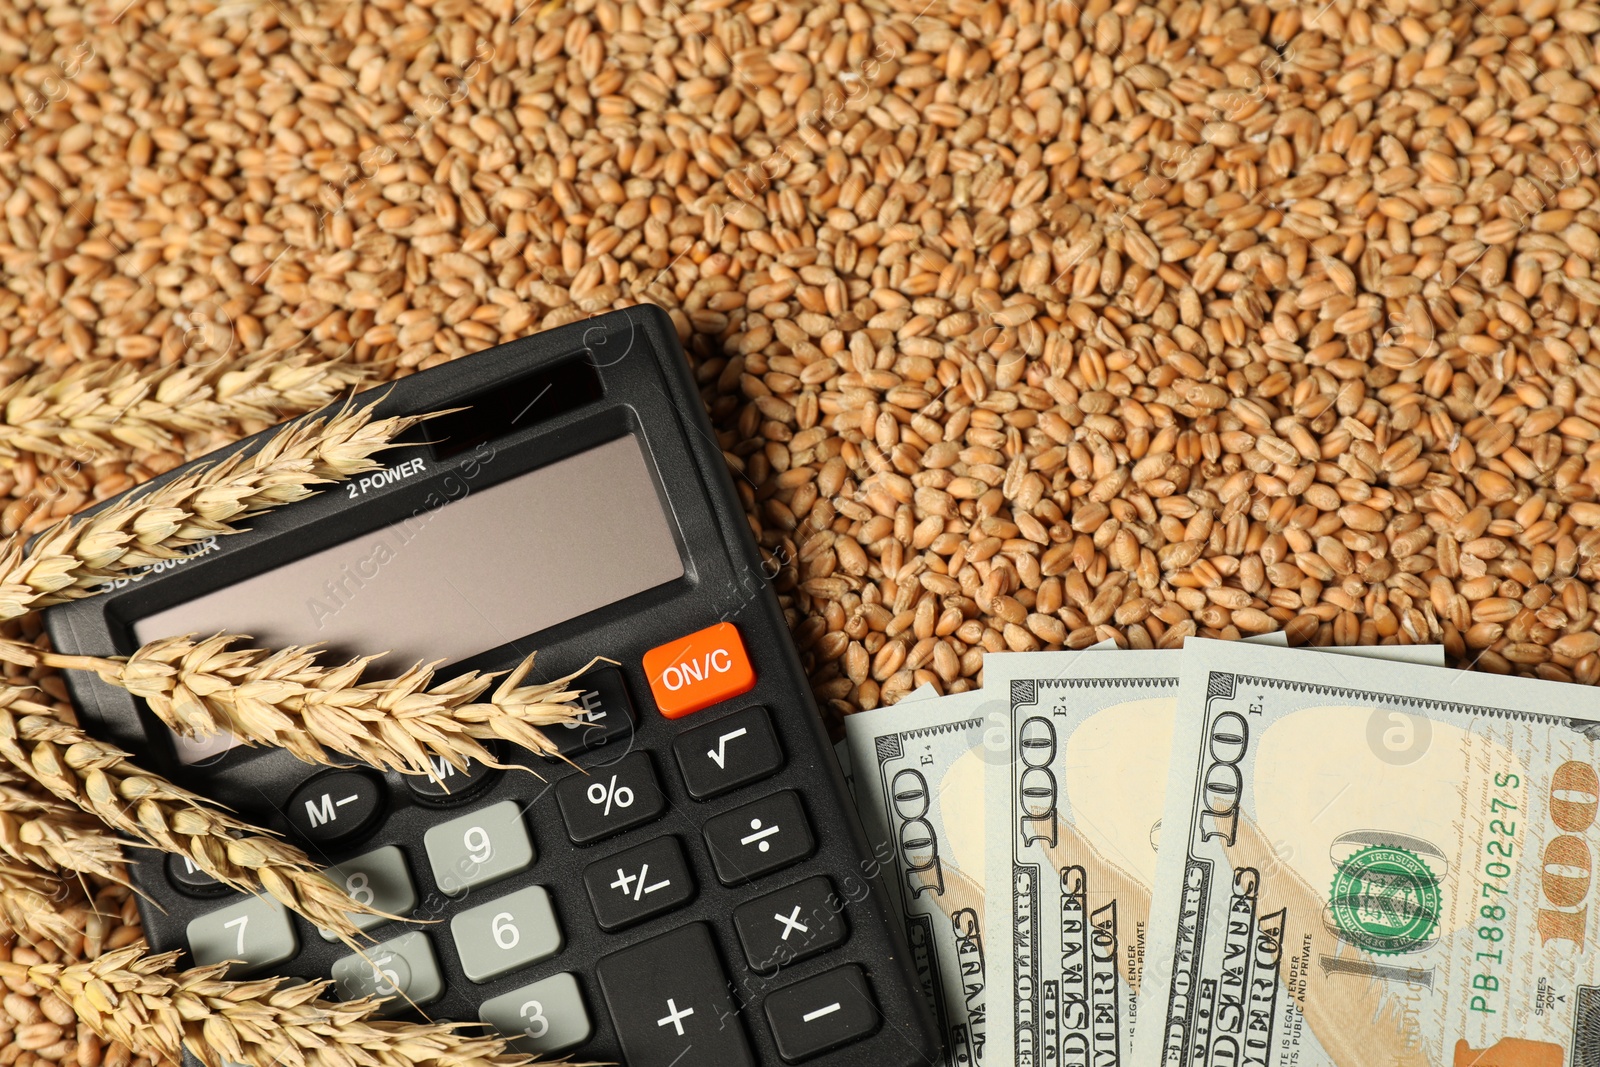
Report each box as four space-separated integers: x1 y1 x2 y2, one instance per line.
133 435 683 762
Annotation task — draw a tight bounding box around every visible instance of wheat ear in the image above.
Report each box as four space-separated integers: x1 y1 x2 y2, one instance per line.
0 685 379 942
0 395 428 622
42 636 597 778
0 351 369 458
7 945 538 1067
0 852 88 950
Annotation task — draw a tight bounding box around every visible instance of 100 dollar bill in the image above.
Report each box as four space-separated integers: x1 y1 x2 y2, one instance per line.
982 639 1446 1067
846 688 993 1065
1133 638 1600 1067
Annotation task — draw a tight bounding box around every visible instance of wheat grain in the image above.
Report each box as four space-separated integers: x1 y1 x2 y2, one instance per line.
0 686 378 942
3 946 537 1067
0 399 428 623
40 636 594 778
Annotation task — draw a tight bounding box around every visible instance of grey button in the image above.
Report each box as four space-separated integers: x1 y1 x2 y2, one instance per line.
423 800 535 895
330 931 444 1015
186 896 298 977
318 845 418 941
450 885 563 983
480 972 593 1055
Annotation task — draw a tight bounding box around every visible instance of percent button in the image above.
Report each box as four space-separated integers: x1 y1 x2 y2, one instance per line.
555 752 667 845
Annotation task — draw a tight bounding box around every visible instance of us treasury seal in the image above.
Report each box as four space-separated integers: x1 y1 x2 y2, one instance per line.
1329 844 1440 955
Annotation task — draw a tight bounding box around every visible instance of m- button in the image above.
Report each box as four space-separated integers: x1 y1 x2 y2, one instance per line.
643 622 756 719
285 771 383 845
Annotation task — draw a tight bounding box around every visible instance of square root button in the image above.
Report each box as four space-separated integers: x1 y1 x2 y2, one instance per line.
643 621 755 718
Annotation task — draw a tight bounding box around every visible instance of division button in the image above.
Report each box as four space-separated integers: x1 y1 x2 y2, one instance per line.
672 705 784 799
550 667 637 756
763 965 881 1062
423 799 535 895
596 923 755 1067
479 972 593 1055
555 751 667 844
186 895 297 977
330 931 444 1016
643 621 756 719
733 876 848 971
285 770 384 845
581 836 695 931
702 790 815 885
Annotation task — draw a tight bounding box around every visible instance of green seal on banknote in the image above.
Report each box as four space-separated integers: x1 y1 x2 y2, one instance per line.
1329 844 1440 955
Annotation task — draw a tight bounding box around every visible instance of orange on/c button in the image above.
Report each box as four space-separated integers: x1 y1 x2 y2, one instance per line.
643 622 756 719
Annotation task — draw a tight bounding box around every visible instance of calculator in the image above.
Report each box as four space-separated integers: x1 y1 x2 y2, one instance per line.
43 306 942 1067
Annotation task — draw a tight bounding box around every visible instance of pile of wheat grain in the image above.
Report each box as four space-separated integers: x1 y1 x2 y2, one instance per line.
0 0 1599 1059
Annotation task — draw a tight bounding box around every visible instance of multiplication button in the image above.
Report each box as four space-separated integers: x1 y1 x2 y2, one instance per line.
672 706 784 799
733 876 847 971
596 923 755 1067
555 751 666 844
582 836 694 931
764 965 881 1062
703 791 814 885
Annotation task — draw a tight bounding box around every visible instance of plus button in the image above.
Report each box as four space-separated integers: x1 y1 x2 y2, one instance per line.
656 997 695 1037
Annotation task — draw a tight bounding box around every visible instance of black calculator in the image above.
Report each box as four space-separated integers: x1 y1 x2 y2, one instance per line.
43 306 941 1067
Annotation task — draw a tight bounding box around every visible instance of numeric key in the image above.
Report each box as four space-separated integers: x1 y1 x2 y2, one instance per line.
423 800 535 895
318 846 416 940
187 896 297 977
330 931 444 1016
451 885 563 982
479 973 593 1055
596 923 754 1067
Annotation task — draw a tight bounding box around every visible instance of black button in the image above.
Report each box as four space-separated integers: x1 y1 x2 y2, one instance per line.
672 706 784 799
582 836 695 931
166 853 228 896
596 923 755 1067
549 667 636 757
405 751 498 804
702 791 814 885
764 965 880 1063
285 771 384 845
556 752 667 844
733 876 848 972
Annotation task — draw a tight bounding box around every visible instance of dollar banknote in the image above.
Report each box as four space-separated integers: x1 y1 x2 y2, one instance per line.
845 687 994 1066
981 638 1446 1067
1132 637 1600 1067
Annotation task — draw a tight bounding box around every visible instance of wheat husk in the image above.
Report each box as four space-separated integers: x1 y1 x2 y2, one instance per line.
40 636 596 778
0 685 378 942
3 945 535 1067
0 398 428 622
0 352 369 459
